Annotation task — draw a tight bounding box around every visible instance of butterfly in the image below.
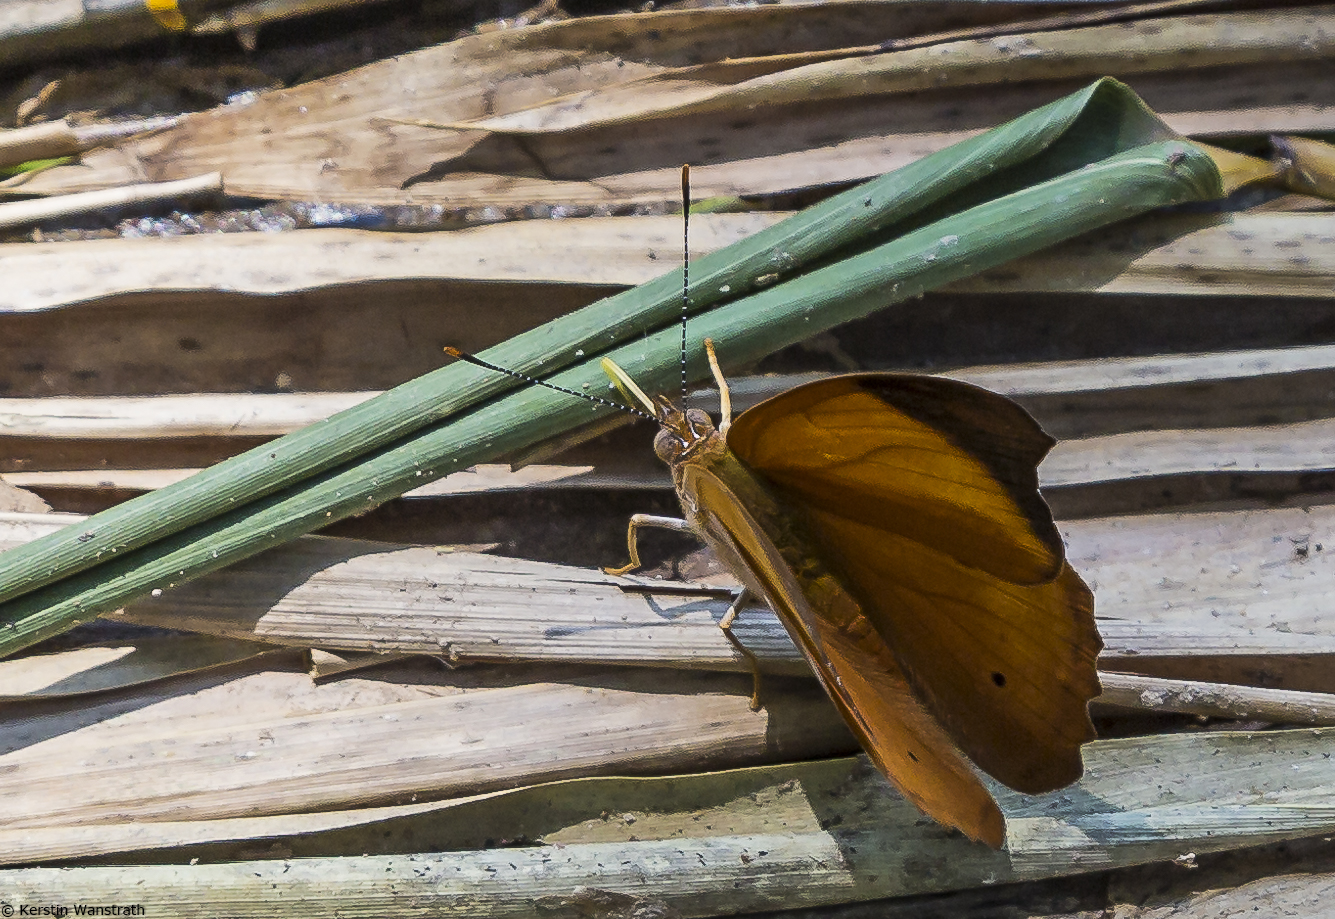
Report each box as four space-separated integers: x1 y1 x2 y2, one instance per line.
448 168 1102 847
601 343 1102 848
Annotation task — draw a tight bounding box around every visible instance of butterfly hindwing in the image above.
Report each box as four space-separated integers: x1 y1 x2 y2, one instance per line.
803 506 1100 792
679 463 1007 847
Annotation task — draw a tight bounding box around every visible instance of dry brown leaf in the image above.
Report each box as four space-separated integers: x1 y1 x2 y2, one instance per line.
13 5 1335 208
450 7 1335 135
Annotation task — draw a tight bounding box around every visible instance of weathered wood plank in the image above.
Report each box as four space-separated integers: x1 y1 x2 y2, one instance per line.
14 412 1335 500
0 392 372 438
8 340 1335 440
0 216 778 314
1 212 1333 317
1 730 1331 914
4 502 1332 691
0 661 849 830
10 342 1335 499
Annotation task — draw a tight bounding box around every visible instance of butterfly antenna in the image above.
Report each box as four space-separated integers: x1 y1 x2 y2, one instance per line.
680 164 690 408
443 347 654 421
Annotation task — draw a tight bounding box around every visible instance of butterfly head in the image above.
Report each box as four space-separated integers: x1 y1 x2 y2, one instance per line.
601 357 725 468
652 400 722 465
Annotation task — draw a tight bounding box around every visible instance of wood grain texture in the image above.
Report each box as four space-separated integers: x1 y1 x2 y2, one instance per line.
1 730 1331 911
4 500 1332 694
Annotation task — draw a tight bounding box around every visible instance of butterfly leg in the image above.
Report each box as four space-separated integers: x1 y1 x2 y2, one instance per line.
720 587 763 712
603 514 695 577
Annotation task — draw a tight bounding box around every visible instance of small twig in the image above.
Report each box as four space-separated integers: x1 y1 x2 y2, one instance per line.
0 173 222 231
1097 671 1335 725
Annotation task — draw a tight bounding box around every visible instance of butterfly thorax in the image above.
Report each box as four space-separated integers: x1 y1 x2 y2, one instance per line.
652 404 848 618
652 406 773 531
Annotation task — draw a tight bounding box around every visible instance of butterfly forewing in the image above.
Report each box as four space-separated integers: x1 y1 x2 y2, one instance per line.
679 463 1007 847
727 375 1065 585
726 374 1102 794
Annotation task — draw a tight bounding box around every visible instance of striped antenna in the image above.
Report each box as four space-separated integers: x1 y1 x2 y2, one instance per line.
443 347 654 422
680 164 691 407
444 167 700 425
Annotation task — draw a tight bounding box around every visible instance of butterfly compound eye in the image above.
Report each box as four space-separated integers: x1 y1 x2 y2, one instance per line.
653 428 683 464
684 408 715 433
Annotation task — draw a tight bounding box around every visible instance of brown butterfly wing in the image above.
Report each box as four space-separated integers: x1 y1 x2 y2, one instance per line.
728 375 1102 794
802 507 1099 792
727 375 1064 585
680 463 1007 847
